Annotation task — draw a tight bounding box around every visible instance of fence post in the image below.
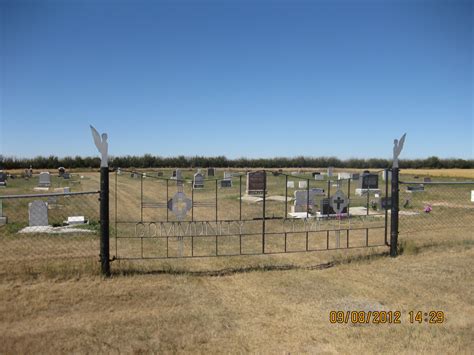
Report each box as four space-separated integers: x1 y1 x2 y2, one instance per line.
390 167 399 257
100 167 111 276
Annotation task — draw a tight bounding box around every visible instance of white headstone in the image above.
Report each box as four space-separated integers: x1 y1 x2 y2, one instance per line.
337 172 351 180
67 216 86 224
299 181 307 189
314 174 324 181
471 191 474 202
327 167 334 177
287 181 295 188
329 190 349 214
28 200 49 226
223 171 232 180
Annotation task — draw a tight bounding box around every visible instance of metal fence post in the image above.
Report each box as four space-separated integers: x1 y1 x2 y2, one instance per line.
390 167 399 257
100 167 111 276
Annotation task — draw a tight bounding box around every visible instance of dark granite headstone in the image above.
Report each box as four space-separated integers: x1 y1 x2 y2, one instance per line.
246 171 265 195
359 173 379 189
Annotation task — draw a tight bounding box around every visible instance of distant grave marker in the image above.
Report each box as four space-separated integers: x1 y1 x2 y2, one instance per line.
193 171 204 189
38 172 51 187
28 200 49 226
246 171 265 195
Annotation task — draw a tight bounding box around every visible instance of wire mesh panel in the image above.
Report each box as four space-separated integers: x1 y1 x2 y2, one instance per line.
399 181 474 235
0 191 100 261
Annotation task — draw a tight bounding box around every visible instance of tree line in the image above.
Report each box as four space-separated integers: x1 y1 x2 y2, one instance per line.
1 154 472 170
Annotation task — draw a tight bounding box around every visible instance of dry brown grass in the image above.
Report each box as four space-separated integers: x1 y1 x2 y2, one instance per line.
0 240 473 354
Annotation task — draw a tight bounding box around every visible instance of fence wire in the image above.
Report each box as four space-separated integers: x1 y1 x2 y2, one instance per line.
399 181 474 234
0 191 100 261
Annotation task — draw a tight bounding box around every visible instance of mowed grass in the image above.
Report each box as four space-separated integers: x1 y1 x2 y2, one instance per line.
0 169 473 353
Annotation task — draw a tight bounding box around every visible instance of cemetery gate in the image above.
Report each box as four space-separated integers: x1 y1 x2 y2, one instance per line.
110 169 391 262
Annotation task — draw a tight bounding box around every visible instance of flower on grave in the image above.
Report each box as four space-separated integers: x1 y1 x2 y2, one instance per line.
423 204 432 213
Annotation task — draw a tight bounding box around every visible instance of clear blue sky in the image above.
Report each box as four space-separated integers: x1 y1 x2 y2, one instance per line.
1 0 472 160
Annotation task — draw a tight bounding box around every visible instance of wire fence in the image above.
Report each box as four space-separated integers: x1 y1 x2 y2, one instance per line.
399 181 474 236
0 191 100 262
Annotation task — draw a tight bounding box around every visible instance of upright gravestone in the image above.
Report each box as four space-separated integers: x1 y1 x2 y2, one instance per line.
291 188 326 214
299 180 307 189
193 171 204 189
351 173 360 180
58 167 65 177
327 167 334 177
38 172 51 187
329 190 349 214
0 172 7 187
287 181 295 188
338 172 351 180
207 168 215 177
221 171 232 188
28 200 49 226
63 172 70 179
382 170 392 181
355 172 380 195
246 171 265 195
314 174 324 181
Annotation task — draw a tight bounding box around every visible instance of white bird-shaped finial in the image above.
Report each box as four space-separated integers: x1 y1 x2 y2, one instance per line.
90 125 109 168
392 133 406 168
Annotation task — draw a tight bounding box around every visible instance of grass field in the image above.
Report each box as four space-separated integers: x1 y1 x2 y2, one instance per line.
0 168 473 353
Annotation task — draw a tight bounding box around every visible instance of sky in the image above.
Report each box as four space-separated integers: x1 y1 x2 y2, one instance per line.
1 0 473 160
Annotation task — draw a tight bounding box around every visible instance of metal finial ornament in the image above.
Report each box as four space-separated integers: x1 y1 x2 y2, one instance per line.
392 133 406 168
90 125 109 168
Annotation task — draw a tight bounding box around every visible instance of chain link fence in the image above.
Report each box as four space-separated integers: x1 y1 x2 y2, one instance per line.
399 180 474 239
0 191 100 262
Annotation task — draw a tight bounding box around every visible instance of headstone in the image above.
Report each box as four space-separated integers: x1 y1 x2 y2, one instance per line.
471 191 474 202
407 185 424 192
382 170 392 181
0 172 7 187
287 181 295 188
246 171 266 195
423 177 432 183
319 198 334 215
117 167 122 175
207 168 215 177
28 200 49 226
221 171 232 188
327 167 334 177
314 174 324 181
58 167 65 177
351 173 360 180
193 172 204 189
63 172 70 179
291 188 326 213
359 172 379 189
329 190 349 214
337 172 351 180
299 180 307 189
67 216 86 225
220 179 232 188
38 172 51 187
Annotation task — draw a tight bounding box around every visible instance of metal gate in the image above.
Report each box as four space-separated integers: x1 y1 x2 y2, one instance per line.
111 169 390 260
